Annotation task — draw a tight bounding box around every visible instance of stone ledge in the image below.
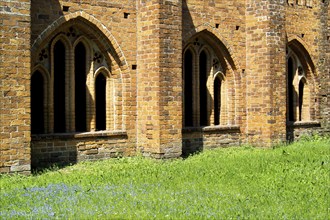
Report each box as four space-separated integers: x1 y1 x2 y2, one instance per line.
31 130 128 140
287 121 321 128
183 125 240 133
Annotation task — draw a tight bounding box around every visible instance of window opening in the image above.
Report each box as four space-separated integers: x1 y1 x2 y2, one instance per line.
95 73 106 131
199 50 208 126
184 50 193 127
287 57 294 121
54 40 66 132
299 80 304 121
31 71 44 134
75 42 87 132
214 77 221 125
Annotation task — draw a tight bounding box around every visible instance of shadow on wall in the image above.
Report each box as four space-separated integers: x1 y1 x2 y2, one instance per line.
182 1 205 157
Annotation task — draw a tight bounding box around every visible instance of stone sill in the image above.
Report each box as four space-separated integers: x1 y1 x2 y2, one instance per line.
287 121 321 128
31 130 127 140
183 125 240 133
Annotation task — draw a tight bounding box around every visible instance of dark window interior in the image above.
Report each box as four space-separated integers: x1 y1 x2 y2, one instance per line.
95 73 106 131
184 50 193 127
214 77 221 125
75 42 87 132
288 57 294 121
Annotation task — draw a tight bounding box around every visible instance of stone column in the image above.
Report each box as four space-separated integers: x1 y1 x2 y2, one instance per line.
0 0 31 173
245 0 287 146
137 0 182 158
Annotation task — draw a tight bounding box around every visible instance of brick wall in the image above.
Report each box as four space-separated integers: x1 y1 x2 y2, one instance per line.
182 126 241 156
136 0 182 158
0 0 31 173
31 131 133 169
0 0 329 173
285 1 330 135
245 0 287 146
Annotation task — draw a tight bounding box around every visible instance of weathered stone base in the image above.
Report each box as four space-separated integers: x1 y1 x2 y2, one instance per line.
31 131 132 169
287 121 322 141
182 126 241 156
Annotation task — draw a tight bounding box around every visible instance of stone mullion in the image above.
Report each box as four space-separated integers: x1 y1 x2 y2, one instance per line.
206 53 212 126
86 55 94 132
49 43 55 134
67 46 75 132
44 72 50 134
192 50 199 127
106 77 114 131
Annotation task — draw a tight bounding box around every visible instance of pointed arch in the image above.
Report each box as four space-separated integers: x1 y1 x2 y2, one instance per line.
182 30 238 127
183 24 241 74
74 41 88 132
214 71 226 81
31 11 128 73
95 73 107 131
94 66 111 78
286 37 316 122
50 36 72 133
287 36 316 76
31 12 131 133
31 65 50 134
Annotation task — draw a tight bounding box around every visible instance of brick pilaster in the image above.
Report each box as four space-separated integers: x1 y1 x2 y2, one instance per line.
318 1 330 132
137 0 182 158
245 0 287 146
0 0 31 173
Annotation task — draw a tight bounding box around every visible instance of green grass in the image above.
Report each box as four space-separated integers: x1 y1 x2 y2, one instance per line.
1 136 329 219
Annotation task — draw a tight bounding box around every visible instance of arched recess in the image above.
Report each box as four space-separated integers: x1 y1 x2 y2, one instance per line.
73 37 92 132
286 37 317 122
95 72 107 131
31 65 50 134
31 13 130 132
199 48 211 126
31 11 128 71
94 67 115 131
50 35 72 133
31 12 130 131
182 23 242 75
183 30 239 127
213 72 226 126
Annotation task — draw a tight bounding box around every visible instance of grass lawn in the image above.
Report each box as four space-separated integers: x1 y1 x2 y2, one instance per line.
1 136 329 219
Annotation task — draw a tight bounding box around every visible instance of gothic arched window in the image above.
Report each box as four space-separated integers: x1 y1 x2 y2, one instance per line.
95 73 107 131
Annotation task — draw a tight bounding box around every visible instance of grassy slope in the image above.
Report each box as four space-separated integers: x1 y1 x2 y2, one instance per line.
1 137 329 219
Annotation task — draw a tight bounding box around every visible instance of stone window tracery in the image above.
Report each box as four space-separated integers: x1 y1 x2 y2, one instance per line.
31 26 113 134
287 48 311 122
183 37 231 127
